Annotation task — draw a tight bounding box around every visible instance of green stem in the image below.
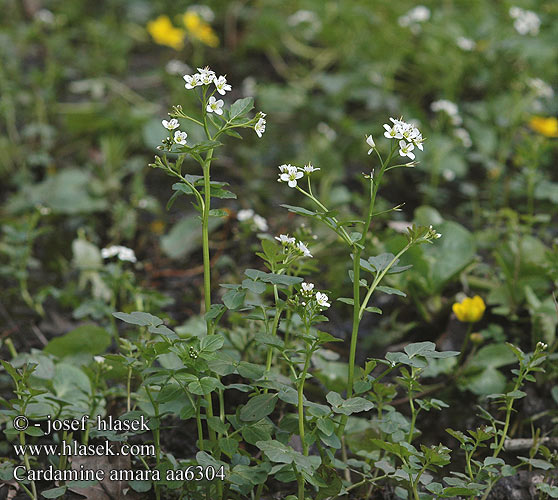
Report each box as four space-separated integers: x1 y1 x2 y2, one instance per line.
5 338 17 358
144 387 161 500
297 346 312 456
408 394 417 443
19 431 37 500
202 155 213 323
347 250 361 400
359 243 412 320
126 366 132 412
196 400 204 452
457 323 474 367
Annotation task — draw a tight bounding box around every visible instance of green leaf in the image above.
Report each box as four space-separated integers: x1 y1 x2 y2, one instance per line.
326 391 374 415
425 220 476 291
254 333 285 349
113 311 163 327
161 214 223 259
225 129 243 139
469 344 517 369
337 297 354 305
209 209 229 217
280 204 317 217
368 253 396 273
464 367 507 396
240 394 278 421
41 486 68 498
44 325 110 357
518 457 554 470
376 286 406 297
255 440 294 464
242 278 267 294
404 341 436 358
244 269 303 286
188 377 222 395
242 420 273 445
223 289 246 310
441 487 481 497
229 97 254 120
237 362 265 380
200 335 225 352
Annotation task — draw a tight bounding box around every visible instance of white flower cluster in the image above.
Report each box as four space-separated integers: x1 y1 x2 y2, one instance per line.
429 225 443 239
183 66 232 94
383 118 424 160
398 6 430 33
509 7 540 36
166 60 191 76
237 209 268 232
456 36 476 51
255 113 266 138
431 99 463 126
275 234 313 258
161 118 189 146
528 78 554 99
188 4 215 22
453 128 472 148
277 163 319 188
101 245 137 263
299 282 330 309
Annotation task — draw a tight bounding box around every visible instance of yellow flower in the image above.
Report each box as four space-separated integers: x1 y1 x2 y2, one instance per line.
452 295 486 323
147 15 185 51
183 12 219 48
529 116 558 138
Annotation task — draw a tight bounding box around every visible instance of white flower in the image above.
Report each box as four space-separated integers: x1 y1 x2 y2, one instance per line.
174 130 188 145
429 225 442 239
188 5 215 22
384 117 424 153
509 7 540 36
279 165 303 188
94 356 105 364
398 6 430 30
183 73 202 89
315 292 330 308
253 214 268 232
101 245 137 263
288 10 319 26
275 234 296 245
528 78 554 99
398 140 415 160
197 66 215 85
278 164 292 173
297 241 313 258
456 37 475 51
317 122 336 141
431 99 458 116
237 209 255 221
301 282 315 294
35 9 55 24
213 75 231 95
162 118 179 130
454 128 472 148
166 60 190 75
207 96 224 115
536 342 548 350
303 163 320 174
366 134 375 154
255 117 266 138
431 99 462 126
383 123 403 139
